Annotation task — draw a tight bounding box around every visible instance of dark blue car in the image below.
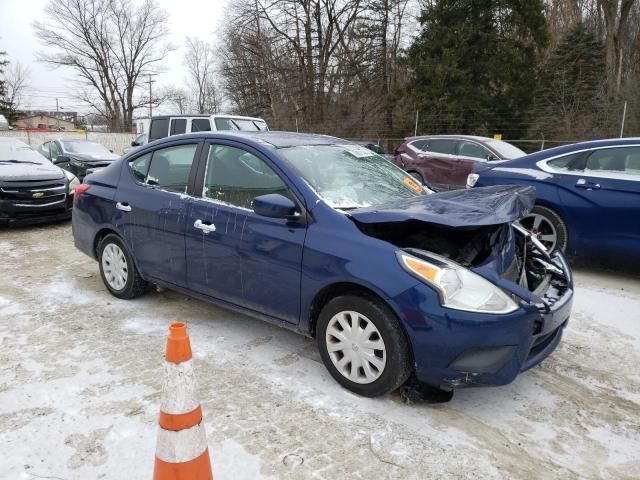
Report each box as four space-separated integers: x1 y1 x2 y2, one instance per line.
468 138 640 258
72 132 573 397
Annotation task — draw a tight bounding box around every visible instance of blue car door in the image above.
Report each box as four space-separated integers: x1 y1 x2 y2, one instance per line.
555 145 640 256
113 141 201 286
185 141 306 323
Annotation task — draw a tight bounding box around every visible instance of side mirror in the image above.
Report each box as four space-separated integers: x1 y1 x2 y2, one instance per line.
131 140 138 147
253 194 299 219
487 154 498 162
53 155 71 165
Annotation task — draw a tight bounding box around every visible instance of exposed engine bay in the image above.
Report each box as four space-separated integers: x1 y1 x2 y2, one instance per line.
354 218 570 300
354 219 507 268
511 223 570 305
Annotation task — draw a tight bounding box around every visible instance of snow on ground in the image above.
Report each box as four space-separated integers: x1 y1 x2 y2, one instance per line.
0 222 639 479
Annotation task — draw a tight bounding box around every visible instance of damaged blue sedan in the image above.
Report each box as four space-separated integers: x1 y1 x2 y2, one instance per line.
72 132 573 398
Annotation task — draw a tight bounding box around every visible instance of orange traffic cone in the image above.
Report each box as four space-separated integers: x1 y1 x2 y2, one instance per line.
153 322 213 480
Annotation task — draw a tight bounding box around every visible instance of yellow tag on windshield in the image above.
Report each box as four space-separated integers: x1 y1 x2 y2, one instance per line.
403 177 422 193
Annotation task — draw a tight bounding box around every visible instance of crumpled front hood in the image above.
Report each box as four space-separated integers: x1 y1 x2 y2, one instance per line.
69 152 120 163
349 185 535 227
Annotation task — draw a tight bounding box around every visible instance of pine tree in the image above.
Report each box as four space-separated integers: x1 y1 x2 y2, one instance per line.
407 0 548 138
529 24 606 140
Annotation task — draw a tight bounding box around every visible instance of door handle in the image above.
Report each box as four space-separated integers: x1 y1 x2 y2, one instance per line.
575 179 601 190
194 219 216 233
116 202 132 212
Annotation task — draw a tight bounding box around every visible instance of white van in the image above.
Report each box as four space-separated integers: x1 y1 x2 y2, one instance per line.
144 114 268 143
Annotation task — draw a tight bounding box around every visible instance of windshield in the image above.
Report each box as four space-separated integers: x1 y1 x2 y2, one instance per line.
487 140 525 159
62 141 111 155
280 144 426 209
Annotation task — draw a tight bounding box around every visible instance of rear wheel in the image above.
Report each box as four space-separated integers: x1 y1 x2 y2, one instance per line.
519 205 568 252
316 294 412 397
98 234 147 299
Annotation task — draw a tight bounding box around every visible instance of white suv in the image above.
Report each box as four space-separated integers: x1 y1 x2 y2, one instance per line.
146 114 268 143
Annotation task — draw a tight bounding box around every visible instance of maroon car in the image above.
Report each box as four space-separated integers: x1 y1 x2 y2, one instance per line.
393 135 526 191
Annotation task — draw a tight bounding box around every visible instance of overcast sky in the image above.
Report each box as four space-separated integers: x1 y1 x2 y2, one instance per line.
0 0 228 115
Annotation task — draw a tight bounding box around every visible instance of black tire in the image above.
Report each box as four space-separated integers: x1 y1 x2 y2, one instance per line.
97 233 147 299
521 205 568 252
316 294 412 397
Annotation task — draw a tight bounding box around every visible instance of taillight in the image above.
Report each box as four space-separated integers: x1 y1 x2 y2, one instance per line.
73 184 91 204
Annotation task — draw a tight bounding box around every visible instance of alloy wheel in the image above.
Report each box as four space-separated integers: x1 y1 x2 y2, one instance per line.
325 310 387 384
101 243 128 291
519 213 558 251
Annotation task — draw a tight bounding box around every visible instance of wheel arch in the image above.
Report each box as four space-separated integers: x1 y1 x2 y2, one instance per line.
307 281 415 363
93 227 122 259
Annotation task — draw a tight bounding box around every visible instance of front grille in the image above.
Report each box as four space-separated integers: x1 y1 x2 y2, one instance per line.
0 179 67 207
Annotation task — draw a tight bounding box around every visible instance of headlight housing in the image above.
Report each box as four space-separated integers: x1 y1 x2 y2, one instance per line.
466 173 479 188
63 170 81 194
397 251 518 314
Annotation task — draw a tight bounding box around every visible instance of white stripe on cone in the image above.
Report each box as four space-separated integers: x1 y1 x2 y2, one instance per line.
161 359 200 415
156 422 209 464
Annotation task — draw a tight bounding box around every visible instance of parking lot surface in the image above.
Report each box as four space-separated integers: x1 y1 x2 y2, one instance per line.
1 222 639 479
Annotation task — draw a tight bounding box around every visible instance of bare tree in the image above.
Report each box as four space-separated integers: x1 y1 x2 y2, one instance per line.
34 0 173 131
184 37 221 114
1 61 30 123
158 84 191 114
598 0 634 94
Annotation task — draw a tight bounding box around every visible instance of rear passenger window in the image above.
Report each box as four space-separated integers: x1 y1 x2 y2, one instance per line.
547 153 581 171
149 119 169 141
204 145 291 209
170 119 187 135
130 153 152 182
191 119 211 132
427 139 456 155
145 144 198 193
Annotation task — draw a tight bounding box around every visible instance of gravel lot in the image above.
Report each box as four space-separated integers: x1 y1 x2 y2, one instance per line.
1 221 639 479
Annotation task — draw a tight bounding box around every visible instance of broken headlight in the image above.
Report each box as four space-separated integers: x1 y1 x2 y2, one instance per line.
397 251 518 314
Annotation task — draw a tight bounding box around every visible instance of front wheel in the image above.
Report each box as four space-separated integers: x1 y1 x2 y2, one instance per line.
316 294 412 397
98 234 147 299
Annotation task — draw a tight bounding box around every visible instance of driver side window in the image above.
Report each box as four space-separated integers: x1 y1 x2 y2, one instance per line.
203 144 292 209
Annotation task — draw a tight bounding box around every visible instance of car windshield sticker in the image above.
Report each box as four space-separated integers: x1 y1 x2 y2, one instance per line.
340 145 374 158
403 177 423 193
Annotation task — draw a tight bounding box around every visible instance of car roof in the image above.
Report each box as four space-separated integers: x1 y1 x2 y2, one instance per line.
149 114 266 121
519 137 640 162
149 131 348 149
